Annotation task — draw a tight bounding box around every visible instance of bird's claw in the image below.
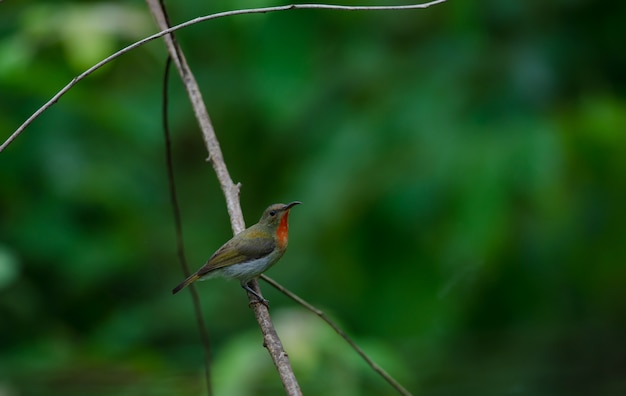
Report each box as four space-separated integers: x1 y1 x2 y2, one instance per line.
249 298 270 308
242 282 270 308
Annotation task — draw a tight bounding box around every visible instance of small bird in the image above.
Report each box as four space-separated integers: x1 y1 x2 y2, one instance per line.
172 201 301 304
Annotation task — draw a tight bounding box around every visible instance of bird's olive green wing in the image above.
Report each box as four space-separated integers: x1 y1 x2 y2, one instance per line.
197 229 275 276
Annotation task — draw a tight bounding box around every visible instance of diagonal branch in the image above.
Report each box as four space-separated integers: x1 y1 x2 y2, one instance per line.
261 275 413 396
1 0 447 152
145 1 301 395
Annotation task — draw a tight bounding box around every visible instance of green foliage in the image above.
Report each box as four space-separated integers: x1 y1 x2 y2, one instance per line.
1 1 625 395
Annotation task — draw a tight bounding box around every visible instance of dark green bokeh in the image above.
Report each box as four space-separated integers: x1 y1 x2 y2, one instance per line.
1 1 625 395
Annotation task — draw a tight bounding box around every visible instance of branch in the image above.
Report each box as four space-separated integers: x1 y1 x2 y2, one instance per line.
1 0 447 152
145 1 301 394
261 275 413 396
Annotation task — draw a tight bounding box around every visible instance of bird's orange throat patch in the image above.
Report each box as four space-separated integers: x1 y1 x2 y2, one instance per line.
276 211 290 249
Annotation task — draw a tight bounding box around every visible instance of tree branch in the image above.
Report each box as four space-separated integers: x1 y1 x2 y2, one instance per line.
145 1 301 394
1 0 447 152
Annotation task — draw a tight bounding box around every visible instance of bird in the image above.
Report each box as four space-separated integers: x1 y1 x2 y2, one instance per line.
172 201 301 304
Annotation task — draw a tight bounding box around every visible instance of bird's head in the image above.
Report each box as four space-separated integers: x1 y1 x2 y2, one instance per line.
259 201 302 228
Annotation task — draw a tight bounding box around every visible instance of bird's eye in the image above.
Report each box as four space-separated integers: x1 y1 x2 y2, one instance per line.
269 210 277 216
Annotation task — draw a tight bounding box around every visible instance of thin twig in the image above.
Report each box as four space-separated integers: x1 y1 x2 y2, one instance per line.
261 275 413 396
161 54 214 396
1 0 447 152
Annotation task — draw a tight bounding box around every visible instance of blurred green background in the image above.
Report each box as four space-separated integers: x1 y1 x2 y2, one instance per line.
1 1 625 395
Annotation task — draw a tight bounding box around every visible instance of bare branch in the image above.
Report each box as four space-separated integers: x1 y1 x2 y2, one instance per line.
145 0 301 394
261 275 413 396
146 0 243 232
1 0 447 152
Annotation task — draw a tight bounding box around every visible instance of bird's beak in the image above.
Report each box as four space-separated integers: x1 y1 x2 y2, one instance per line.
284 201 302 210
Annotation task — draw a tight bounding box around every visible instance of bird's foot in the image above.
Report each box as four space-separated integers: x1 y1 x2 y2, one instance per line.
249 297 270 308
242 283 270 308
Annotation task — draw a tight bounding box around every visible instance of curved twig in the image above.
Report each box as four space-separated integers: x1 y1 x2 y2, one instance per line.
1 0 447 152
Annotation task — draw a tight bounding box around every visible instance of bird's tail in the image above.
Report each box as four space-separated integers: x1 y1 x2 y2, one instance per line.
172 273 200 294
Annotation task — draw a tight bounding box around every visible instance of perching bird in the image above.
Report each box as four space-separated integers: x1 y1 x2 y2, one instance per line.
172 202 301 304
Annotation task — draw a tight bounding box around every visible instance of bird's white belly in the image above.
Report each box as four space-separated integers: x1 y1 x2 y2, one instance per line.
201 253 280 283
